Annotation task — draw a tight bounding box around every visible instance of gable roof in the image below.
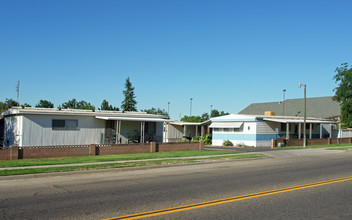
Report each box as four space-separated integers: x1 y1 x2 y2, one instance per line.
239 96 340 119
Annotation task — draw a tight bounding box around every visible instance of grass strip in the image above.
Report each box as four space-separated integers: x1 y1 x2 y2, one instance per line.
277 143 352 149
0 150 243 168
0 154 266 176
326 147 352 151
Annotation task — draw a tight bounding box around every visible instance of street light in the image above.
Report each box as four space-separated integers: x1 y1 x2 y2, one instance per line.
283 89 286 116
298 83 306 148
190 98 193 116
168 102 170 117
210 105 213 119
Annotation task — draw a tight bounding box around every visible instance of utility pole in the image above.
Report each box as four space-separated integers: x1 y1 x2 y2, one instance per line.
283 89 286 116
299 83 307 148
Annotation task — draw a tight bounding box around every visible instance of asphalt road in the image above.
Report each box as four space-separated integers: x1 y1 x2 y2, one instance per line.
1 149 352 220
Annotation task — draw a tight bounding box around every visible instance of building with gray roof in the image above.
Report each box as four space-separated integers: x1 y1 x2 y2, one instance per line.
239 96 340 119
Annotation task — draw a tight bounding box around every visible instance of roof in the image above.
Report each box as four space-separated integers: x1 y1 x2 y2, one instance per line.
239 96 340 119
1 107 169 120
210 114 337 124
168 120 211 126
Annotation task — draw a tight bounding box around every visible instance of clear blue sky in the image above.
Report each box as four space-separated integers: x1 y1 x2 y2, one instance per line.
1 0 351 120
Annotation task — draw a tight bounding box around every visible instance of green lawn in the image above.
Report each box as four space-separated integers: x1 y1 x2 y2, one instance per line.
326 147 352 151
0 153 266 176
278 143 352 149
0 150 243 168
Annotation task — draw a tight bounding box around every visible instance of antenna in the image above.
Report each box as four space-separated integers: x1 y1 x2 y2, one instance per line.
16 80 20 106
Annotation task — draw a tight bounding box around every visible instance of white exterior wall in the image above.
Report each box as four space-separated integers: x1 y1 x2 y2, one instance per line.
20 115 105 146
212 122 258 147
4 116 22 147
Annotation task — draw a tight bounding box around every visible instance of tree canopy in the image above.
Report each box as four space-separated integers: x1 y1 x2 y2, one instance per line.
60 99 95 110
142 107 169 117
121 77 137 112
100 100 119 111
180 109 229 122
36 100 54 108
180 115 203 122
0 99 19 113
333 62 352 127
210 109 229 118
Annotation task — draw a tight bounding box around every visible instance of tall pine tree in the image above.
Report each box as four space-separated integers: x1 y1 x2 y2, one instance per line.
121 77 137 112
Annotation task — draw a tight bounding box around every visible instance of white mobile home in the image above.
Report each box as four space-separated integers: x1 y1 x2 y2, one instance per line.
210 114 337 147
1 107 168 147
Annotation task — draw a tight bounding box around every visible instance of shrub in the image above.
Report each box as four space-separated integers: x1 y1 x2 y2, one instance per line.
223 140 234 146
204 134 212 145
191 136 201 142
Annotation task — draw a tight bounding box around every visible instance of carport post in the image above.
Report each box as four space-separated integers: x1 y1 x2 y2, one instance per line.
298 123 301 139
201 126 204 140
320 123 323 139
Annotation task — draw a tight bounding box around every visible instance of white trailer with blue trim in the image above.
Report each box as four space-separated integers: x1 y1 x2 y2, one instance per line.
210 114 337 147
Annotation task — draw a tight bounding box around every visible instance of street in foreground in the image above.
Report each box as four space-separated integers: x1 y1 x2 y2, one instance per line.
1 148 352 219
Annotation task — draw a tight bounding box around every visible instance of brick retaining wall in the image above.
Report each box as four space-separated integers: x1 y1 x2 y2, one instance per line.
272 137 352 147
21 145 92 159
97 143 152 155
0 141 204 160
158 142 203 152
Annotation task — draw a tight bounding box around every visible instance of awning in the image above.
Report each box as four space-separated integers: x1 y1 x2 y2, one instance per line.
209 122 243 128
96 116 168 122
263 118 336 124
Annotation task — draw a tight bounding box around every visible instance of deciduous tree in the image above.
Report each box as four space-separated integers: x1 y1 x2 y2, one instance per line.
36 100 54 108
60 98 95 110
142 107 169 117
100 100 119 111
333 62 352 127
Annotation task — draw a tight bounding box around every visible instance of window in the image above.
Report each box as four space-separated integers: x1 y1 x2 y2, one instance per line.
214 127 242 132
214 128 223 132
52 119 78 130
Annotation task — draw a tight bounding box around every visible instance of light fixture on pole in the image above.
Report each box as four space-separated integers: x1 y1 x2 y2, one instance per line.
298 83 307 148
210 105 213 119
283 89 286 116
168 102 170 117
190 98 193 116
16 80 20 106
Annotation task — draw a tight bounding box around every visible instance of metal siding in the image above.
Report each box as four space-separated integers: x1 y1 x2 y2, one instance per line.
167 124 184 140
21 115 105 146
256 121 277 135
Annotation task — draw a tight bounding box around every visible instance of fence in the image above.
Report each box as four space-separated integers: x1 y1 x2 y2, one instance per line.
272 137 352 148
0 141 204 160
